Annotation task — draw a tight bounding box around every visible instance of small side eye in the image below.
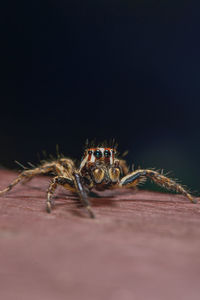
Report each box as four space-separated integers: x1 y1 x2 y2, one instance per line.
104 150 111 157
112 149 116 154
88 150 93 155
94 150 102 159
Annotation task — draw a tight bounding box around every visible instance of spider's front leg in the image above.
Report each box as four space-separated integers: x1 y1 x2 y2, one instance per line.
47 174 95 218
46 176 75 213
119 169 197 203
73 173 95 219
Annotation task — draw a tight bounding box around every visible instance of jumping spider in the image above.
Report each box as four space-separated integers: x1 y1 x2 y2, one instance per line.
0 142 197 218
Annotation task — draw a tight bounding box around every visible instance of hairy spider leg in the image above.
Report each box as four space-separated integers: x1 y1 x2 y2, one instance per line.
46 173 95 218
0 159 75 195
119 169 197 203
46 176 75 213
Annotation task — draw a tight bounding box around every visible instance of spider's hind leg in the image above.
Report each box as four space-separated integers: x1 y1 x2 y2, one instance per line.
120 169 197 203
0 169 40 195
0 162 58 196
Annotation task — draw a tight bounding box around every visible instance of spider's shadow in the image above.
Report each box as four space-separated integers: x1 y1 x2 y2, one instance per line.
55 192 117 209
20 183 116 198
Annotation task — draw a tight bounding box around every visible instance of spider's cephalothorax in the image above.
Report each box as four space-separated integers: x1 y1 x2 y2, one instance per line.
80 147 123 189
0 142 197 218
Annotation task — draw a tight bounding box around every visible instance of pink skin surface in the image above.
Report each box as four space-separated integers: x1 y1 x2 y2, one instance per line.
0 170 200 300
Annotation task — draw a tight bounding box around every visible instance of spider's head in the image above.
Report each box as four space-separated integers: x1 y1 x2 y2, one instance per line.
80 147 121 185
80 147 116 169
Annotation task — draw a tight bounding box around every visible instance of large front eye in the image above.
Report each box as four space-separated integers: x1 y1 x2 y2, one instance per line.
104 150 111 157
94 150 102 159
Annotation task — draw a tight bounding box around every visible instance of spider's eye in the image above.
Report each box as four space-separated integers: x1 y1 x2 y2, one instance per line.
112 149 116 155
104 150 111 157
88 150 93 155
94 150 102 159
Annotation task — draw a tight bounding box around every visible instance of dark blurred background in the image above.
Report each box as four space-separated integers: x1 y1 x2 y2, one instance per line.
1 1 200 191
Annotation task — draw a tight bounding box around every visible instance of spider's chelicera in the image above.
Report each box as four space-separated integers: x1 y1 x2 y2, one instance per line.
0 142 197 218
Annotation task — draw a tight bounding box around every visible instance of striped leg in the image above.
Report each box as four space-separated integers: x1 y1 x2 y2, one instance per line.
0 163 58 196
46 176 75 213
0 159 76 196
119 169 197 203
73 173 95 218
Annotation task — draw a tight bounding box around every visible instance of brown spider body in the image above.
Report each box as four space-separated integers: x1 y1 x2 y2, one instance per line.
80 147 125 190
0 143 197 218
